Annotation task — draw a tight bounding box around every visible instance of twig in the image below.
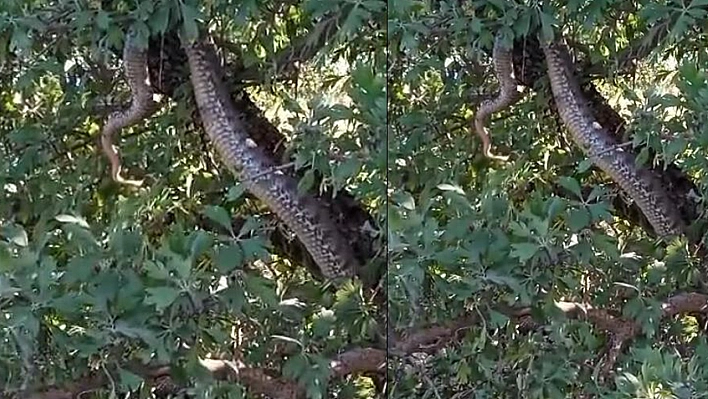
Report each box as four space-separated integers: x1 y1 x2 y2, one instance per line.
593 140 633 158
241 161 296 183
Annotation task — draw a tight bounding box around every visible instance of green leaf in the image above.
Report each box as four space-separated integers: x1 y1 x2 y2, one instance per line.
396 191 416 210
180 2 200 42
433 248 461 265
112 320 158 344
240 237 269 261
9 27 31 53
244 274 277 307
214 244 244 273
312 312 335 338
539 11 557 42
130 20 151 49
588 202 612 221
110 229 143 257
547 197 566 220
566 208 591 231
488 310 510 329
0 277 21 297
226 183 246 202
189 230 213 260
55 214 90 229
283 353 309 380
135 0 155 20
170 256 192 280
514 12 531 36
558 177 583 199
635 147 650 167
664 136 687 163
149 4 171 34
238 217 262 237
437 183 465 195
593 233 620 260
64 255 98 283
1 224 28 247
298 169 316 194
444 217 470 240
587 185 607 201
577 159 593 173
219 285 246 313
107 25 124 48
202 206 232 233
510 243 539 262
342 6 367 36
144 286 181 310
400 31 419 54
96 10 112 31
118 368 144 391
144 260 171 281
484 271 521 291
62 224 99 249
333 158 362 186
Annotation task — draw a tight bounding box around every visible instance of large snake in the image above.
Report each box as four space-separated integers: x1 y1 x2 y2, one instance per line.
474 34 524 161
181 37 358 279
101 32 158 186
103 30 358 279
540 37 684 237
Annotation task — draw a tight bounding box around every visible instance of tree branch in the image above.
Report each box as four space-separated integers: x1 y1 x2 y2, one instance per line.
217 13 343 85
13 347 387 399
391 293 708 382
581 19 673 79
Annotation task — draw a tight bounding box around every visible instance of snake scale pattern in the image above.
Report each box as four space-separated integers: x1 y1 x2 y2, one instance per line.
101 31 158 187
103 31 358 279
181 37 358 279
477 30 685 238
474 34 524 161
540 38 684 237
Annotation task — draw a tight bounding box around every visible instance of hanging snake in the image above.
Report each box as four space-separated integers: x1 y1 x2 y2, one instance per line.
182 37 358 279
476 31 684 238
474 34 524 161
540 36 684 237
102 29 358 279
101 31 158 187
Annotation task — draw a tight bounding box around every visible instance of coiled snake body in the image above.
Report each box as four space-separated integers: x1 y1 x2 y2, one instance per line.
541 39 684 237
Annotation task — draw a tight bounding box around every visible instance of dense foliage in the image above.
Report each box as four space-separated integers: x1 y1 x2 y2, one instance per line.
0 0 385 398
388 1 708 398
6 0 708 397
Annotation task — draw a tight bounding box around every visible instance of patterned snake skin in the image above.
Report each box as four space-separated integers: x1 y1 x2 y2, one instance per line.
474 33 524 161
541 38 684 237
101 31 158 186
181 37 358 279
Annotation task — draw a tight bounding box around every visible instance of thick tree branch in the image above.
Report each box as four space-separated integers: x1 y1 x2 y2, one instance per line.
14 347 387 399
392 293 708 382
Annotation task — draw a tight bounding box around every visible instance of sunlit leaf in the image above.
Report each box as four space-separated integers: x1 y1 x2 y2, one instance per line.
144 286 181 310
